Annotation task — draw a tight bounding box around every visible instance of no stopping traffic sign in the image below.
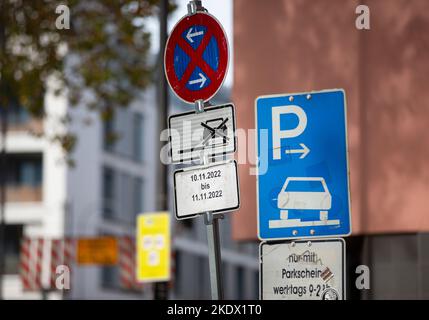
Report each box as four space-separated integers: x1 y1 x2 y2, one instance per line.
164 12 229 104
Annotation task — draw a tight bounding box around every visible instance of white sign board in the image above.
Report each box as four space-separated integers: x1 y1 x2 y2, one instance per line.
260 239 345 300
168 104 236 163
173 160 240 219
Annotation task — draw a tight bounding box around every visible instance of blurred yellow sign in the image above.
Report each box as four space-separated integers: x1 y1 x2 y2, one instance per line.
136 212 171 282
77 237 118 265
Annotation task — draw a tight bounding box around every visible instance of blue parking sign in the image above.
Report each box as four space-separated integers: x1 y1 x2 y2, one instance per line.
256 89 351 240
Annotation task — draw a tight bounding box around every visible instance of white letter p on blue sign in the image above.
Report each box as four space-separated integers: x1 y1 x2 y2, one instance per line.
272 105 307 160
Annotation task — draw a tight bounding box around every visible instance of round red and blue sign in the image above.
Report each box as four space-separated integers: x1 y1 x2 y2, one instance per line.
164 12 229 104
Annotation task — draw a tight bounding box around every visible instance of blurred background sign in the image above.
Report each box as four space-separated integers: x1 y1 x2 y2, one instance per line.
136 212 171 283
76 237 118 266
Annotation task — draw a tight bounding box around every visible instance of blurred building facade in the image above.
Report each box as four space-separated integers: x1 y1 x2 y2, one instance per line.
232 0 429 299
1 78 258 299
1 88 68 299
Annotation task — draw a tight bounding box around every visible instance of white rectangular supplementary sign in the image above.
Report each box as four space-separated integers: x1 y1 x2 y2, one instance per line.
260 238 345 300
173 160 240 219
168 104 236 163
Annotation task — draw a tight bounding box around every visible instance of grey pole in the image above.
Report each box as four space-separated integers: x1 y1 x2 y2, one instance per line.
0 2 6 300
182 0 224 301
204 213 224 300
195 99 224 300
0 104 6 301
154 0 170 300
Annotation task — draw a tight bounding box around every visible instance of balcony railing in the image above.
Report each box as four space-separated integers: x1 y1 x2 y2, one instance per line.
6 186 42 202
9 118 43 134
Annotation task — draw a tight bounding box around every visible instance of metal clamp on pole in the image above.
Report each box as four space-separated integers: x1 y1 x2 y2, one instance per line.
195 99 205 113
187 0 207 15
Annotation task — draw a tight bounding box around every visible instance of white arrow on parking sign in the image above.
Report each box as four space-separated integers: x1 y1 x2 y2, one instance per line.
186 28 204 43
285 143 310 159
188 73 207 88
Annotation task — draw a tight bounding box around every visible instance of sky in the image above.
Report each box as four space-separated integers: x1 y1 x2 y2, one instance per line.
146 0 234 87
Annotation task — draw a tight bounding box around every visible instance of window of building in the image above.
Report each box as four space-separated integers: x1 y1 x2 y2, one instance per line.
4 154 43 202
118 174 144 224
103 167 144 225
4 225 23 274
8 104 30 127
101 265 120 289
99 231 121 290
102 109 145 163
102 167 115 220
115 111 133 159
133 177 144 217
253 271 259 300
236 266 244 300
132 113 144 162
21 160 41 186
118 172 133 224
174 251 182 296
103 117 115 152
6 153 42 187
197 256 209 299
222 262 229 299
103 110 124 156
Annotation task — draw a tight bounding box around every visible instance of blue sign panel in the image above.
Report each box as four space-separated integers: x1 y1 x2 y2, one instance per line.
256 89 351 240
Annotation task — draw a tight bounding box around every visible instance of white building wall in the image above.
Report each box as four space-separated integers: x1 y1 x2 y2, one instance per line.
2 79 68 299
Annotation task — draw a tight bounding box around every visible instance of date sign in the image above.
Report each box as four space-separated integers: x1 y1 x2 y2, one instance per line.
173 160 240 219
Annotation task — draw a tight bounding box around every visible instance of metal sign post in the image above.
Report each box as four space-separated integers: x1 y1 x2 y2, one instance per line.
195 99 224 300
204 212 223 300
165 1 235 300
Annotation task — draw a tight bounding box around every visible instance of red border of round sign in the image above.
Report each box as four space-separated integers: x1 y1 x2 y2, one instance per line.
164 12 229 104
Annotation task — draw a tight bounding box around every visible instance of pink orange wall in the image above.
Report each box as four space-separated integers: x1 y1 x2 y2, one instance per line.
232 0 429 240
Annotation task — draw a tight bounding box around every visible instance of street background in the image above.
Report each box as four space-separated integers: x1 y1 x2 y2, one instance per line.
0 0 428 300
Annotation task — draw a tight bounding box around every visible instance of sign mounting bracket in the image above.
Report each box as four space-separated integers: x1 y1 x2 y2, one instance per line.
187 0 207 15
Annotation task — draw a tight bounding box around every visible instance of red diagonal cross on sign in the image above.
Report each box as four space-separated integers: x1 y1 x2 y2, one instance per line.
176 29 216 87
164 12 229 104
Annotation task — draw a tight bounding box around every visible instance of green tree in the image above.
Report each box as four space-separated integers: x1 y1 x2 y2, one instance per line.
0 0 165 152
